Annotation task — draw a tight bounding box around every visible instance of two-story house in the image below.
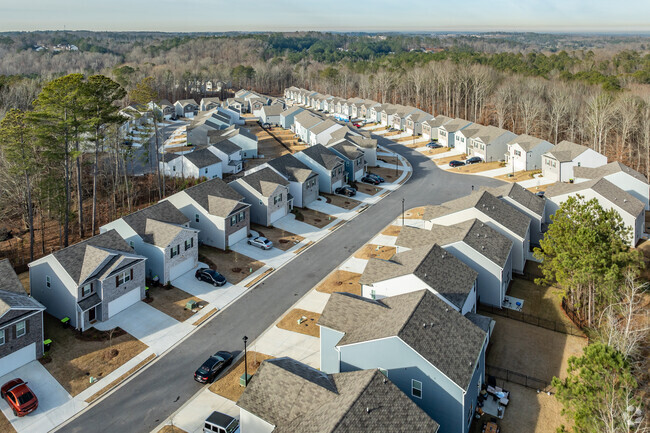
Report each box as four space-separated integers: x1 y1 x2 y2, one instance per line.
468 125 517 162
260 105 284 126
437 118 473 149
279 106 305 129
229 168 292 227
541 140 607 183
294 111 324 143
328 140 365 182
294 144 346 193
266 154 320 208
405 112 435 136
308 119 343 146
200 97 222 112
160 147 223 180
574 161 649 210
505 134 554 172
422 116 452 142
207 139 243 174
29 230 147 331
174 99 199 118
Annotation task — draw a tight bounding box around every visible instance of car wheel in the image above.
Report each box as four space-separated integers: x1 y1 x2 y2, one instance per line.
213 282 219 287
12 408 17 416
247 240 251 245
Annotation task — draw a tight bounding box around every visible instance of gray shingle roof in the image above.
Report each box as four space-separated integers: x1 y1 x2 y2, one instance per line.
347 135 377 149
0 259 45 318
440 118 472 133
162 153 181 163
309 119 338 135
319 290 486 390
574 161 648 183
238 167 289 197
295 112 323 129
176 99 198 107
261 105 284 116
464 312 493 334
121 201 191 248
281 106 304 117
237 357 439 433
507 134 549 152
179 177 246 218
545 178 645 216
423 191 531 239
267 154 317 183
210 139 241 155
545 140 590 162
183 147 222 169
474 125 517 145
359 244 477 310
300 144 344 170
481 183 545 217
0 259 27 295
423 116 452 128
331 141 363 161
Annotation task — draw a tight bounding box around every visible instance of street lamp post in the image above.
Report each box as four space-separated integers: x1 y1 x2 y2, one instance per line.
402 198 405 227
395 152 398 176
243 335 249 386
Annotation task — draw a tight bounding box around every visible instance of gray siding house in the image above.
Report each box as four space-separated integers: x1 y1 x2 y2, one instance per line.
29 230 147 331
0 259 46 377
266 154 319 208
294 144 346 193
468 125 518 163
279 106 305 129
319 290 489 433
328 140 366 182
230 167 292 227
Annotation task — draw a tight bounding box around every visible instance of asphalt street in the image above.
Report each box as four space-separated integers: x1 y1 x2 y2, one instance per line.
59 135 505 433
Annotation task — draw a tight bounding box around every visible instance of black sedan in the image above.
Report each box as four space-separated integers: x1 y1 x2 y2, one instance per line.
194 351 233 383
361 175 380 185
335 186 357 197
195 268 227 287
466 156 482 165
426 142 442 149
365 173 385 183
449 160 466 167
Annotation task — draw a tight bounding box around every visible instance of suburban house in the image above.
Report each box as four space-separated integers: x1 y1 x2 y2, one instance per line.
574 161 649 210
265 154 319 208
208 125 259 159
249 98 267 117
454 125 482 154
162 177 250 249
294 111 324 143
149 99 175 120
174 99 199 118
423 191 531 273
541 140 607 183
406 112 435 135
437 118 473 149
359 244 478 314
229 167 292 227
328 140 366 182
200 97 222 111
468 125 517 162
391 106 420 131
422 116 452 141
482 183 547 244
380 105 403 127
0 259 46 377
226 98 247 113
279 105 305 129
545 178 645 246
119 104 150 137
29 230 147 331
100 201 199 284
396 222 513 308
160 147 223 180
318 290 489 433
284 86 300 99
207 139 243 174
359 100 380 120
369 104 386 123
506 134 554 172
294 144 346 193
308 118 343 146
237 357 440 433
260 105 284 126
186 110 234 145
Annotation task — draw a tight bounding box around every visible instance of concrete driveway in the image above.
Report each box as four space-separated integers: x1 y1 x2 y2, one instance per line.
171 263 250 309
0 361 77 433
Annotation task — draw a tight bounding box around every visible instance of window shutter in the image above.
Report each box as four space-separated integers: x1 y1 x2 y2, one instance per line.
12 325 16 339
130 268 134 280
191 237 194 248
26 320 30 335
116 276 119 286
90 282 93 292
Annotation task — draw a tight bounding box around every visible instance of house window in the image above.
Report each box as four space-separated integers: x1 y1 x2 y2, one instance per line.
129 240 135 248
185 238 194 251
514 150 521 157
239 211 245 222
440 130 447 137
172 166 176 172
170 245 180 258
204 168 208 174
411 379 423 399
46 276 51 288
370 289 376 300
82 283 92 297
468 403 474 425
231 215 237 226
195 214 200 223
461 137 465 143
16 321 26 338
274 194 283 205
117 269 133 285
0 329 4 345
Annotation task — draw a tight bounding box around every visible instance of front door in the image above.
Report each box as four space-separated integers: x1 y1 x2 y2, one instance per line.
88 306 96 322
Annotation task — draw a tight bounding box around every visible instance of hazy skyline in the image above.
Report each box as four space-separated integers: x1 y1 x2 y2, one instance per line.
1 0 649 33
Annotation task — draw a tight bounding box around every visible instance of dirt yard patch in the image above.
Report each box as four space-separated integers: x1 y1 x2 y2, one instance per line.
381 225 402 236
354 182 383 196
41 313 148 396
250 223 305 251
277 309 321 337
366 166 401 183
454 161 504 173
484 314 587 381
18 271 29 293
403 206 425 219
394 135 419 143
507 277 575 329
526 183 552 194
421 146 451 156
158 425 189 433
209 351 273 401
354 244 396 260
291 208 334 228
315 270 362 295
146 285 200 322
198 246 264 284
0 413 16 433
495 169 542 182
321 194 362 210
377 155 399 165
435 154 467 165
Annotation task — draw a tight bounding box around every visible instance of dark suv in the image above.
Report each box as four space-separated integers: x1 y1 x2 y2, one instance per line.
466 156 482 164
449 160 466 167
195 268 227 286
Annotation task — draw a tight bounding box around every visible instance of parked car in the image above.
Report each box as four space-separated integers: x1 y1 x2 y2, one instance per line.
353 122 362 128
365 173 385 183
536 191 546 197
262 123 271 129
466 156 483 165
204 411 239 433
248 236 273 250
361 175 380 185
335 186 357 197
426 142 442 149
194 351 234 384
195 268 227 287
449 160 466 167
1 379 38 417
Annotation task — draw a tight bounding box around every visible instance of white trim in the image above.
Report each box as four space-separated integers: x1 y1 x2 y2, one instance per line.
15 320 26 338
411 379 423 399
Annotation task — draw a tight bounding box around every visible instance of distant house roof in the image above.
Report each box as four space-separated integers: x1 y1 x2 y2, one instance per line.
176 99 198 107
261 105 284 116
423 191 531 239
545 178 644 216
396 220 513 269
178 177 247 218
237 357 439 433
309 119 339 135
281 106 304 117
158 99 173 108
481 183 546 217
162 153 181 163
183 147 222 169
238 167 289 197
295 112 323 129
318 290 486 390
267 154 317 183
423 116 452 128
359 244 478 310
473 125 516 144
440 118 472 133
406 112 433 123
574 161 647 183
331 141 363 161
544 140 591 162
210 139 241 155
507 134 549 152
300 144 344 171
121 201 190 248
201 97 221 105
0 259 45 318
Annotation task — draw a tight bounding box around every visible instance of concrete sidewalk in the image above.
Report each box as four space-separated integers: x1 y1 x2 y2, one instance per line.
250 326 320 369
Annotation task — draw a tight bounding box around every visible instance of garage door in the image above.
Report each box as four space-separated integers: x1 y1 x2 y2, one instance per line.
332 179 343 192
108 287 141 317
0 343 35 377
269 207 287 225
169 258 195 281
228 227 248 246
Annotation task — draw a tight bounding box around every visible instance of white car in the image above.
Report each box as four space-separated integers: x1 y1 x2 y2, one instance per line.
248 236 273 250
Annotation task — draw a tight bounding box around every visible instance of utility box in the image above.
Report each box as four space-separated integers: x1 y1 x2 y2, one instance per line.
185 299 198 310
240 373 252 387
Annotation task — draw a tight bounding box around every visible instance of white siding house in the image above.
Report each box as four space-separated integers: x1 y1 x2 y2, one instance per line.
541 140 607 183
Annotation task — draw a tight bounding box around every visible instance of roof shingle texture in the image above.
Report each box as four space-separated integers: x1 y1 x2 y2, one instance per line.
267 154 316 183
574 161 648 183
239 167 289 197
545 178 644 216
481 183 546 217
545 140 590 162
0 259 45 317
183 147 222 169
300 144 344 170
121 201 190 248
180 177 245 218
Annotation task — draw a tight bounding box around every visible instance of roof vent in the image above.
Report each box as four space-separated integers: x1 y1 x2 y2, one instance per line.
366 407 370 414
624 199 627 203
423 323 427 328
430 322 434 327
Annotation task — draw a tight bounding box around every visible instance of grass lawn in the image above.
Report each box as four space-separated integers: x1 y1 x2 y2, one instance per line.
495 169 541 182
436 154 467 165
315 270 362 295
506 277 575 328
291 208 334 228
354 182 383 196
209 351 273 401
354 244 396 260
0 413 16 433
250 223 305 251
381 225 402 236
403 206 425 219
276 308 321 337
41 313 148 396
321 193 362 210
454 161 503 173
366 166 401 183
198 246 264 284
145 285 200 322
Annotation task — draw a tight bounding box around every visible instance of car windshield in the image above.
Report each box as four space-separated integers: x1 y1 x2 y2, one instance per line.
206 270 219 278
17 392 33 405
213 355 224 363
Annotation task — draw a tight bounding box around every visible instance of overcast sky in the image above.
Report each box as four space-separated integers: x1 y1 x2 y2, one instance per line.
1 0 649 33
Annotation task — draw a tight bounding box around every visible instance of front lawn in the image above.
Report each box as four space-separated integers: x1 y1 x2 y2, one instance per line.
276 309 321 337
495 169 541 182
354 244 396 260
321 193 362 210
209 351 273 401
145 285 201 322
453 161 503 173
366 166 401 183
381 225 402 236
436 154 467 165
354 182 383 196
403 206 425 219
290 208 334 228
250 223 305 251
315 270 361 295
199 246 264 284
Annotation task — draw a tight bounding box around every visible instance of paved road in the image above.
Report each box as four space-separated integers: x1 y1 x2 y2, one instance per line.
59 137 504 433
